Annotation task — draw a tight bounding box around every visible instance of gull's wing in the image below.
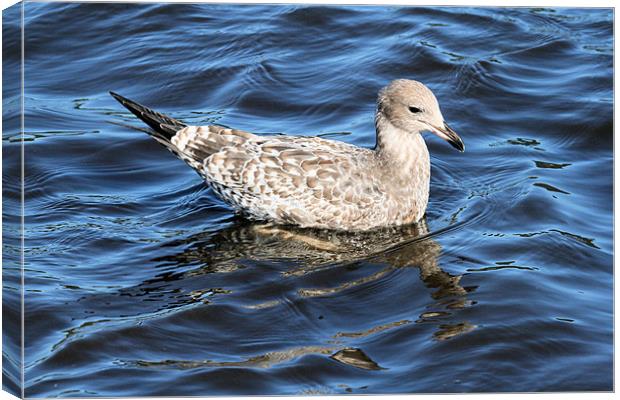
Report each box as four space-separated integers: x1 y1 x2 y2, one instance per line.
202 136 385 229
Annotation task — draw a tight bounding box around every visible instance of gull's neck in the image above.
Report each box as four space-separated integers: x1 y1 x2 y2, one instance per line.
374 112 430 172
373 111 431 222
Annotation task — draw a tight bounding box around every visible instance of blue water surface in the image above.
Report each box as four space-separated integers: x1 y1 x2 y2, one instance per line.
2 2 613 396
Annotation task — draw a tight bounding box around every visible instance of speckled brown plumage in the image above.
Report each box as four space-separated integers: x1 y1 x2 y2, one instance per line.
110 79 464 230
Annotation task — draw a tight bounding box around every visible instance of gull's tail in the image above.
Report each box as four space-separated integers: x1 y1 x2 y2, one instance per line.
109 91 186 140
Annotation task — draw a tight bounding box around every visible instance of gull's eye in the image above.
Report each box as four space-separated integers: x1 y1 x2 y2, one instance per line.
408 106 422 113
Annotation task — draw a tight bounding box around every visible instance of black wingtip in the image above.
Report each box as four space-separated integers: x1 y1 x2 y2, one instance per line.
109 91 129 104
109 91 140 108
109 90 147 121
109 90 186 140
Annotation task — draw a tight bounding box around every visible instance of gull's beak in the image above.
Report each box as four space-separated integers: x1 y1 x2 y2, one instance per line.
428 122 464 152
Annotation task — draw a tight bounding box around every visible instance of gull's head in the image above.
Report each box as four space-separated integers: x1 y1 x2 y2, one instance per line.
377 79 464 152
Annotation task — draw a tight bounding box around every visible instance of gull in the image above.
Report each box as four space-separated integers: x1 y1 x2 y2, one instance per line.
110 79 464 230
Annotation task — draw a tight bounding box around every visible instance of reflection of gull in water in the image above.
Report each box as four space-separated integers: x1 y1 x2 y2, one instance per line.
111 79 464 230
157 219 476 337
112 219 477 372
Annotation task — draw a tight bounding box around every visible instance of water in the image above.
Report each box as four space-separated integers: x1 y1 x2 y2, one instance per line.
2 2 613 396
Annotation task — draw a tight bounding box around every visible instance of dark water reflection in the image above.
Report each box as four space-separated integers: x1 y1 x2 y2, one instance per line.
1 2 612 396
117 219 471 370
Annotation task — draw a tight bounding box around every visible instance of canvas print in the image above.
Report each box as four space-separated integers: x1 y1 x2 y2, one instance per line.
2 1 613 397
